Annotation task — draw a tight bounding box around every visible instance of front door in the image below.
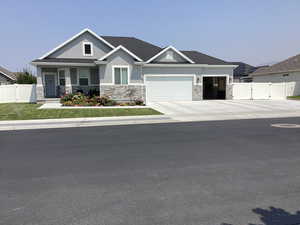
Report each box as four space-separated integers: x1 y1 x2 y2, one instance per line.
45 74 56 98
203 76 226 100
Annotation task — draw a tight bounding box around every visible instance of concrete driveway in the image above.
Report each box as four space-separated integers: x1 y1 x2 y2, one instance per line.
149 100 300 121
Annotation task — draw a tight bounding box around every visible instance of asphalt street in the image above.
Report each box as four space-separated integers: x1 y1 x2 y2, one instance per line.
1 117 300 225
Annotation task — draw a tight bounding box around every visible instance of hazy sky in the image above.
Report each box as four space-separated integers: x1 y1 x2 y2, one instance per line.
1 0 300 71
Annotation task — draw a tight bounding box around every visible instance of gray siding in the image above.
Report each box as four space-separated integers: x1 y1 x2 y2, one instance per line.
99 49 142 84
48 32 112 59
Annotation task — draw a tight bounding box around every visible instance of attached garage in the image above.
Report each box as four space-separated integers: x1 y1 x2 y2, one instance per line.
145 75 194 102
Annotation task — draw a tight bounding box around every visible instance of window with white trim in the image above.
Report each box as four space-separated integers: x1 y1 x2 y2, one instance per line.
83 42 93 56
58 69 65 86
79 68 89 86
114 67 128 85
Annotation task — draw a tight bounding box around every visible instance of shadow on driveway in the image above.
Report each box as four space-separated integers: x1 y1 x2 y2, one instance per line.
221 207 300 225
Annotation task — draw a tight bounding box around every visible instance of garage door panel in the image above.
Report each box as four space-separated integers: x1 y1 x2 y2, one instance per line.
146 76 193 102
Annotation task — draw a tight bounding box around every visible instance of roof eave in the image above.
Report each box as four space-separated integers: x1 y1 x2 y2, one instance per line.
251 69 300 76
31 61 96 67
143 63 237 68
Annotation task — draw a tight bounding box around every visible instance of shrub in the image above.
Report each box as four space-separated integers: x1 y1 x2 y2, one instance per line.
134 99 144 106
16 69 37 84
60 93 74 103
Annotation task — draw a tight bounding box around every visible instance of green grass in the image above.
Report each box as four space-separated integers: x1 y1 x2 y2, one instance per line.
0 103 162 121
287 96 300 100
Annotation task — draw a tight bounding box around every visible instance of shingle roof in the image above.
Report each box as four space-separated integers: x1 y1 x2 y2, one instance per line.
101 36 162 61
33 30 232 66
181 51 229 65
229 62 257 77
251 54 300 76
0 66 17 80
101 36 229 65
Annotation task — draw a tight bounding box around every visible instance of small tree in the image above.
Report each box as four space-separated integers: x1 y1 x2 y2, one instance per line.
16 69 37 84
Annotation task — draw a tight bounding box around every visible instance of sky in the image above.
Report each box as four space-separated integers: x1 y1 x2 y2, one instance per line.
1 0 300 72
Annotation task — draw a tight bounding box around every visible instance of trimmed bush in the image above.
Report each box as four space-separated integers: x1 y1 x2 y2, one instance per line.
60 93 129 107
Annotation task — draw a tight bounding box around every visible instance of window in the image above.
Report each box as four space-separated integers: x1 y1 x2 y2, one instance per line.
79 68 89 86
58 70 65 86
114 67 128 85
70 68 78 85
83 42 93 56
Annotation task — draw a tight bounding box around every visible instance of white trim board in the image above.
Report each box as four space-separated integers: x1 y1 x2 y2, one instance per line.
31 62 96 67
39 28 115 59
98 45 143 62
146 46 195 64
143 63 238 68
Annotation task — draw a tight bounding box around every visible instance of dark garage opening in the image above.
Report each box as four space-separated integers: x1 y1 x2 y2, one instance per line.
203 76 226 100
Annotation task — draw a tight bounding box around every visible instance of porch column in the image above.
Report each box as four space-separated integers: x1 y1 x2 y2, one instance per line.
98 65 102 95
36 66 45 101
65 67 72 94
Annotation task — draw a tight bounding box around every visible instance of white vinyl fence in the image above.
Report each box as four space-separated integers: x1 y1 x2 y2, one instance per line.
0 84 36 103
232 82 298 100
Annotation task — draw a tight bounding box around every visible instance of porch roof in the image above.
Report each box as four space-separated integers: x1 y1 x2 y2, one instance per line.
31 58 97 66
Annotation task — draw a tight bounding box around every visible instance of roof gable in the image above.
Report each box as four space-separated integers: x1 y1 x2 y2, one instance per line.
98 45 143 62
146 46 195 64
39 28 115 59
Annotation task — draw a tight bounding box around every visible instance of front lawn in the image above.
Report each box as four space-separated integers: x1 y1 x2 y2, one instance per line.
0 103 162 121
287 96 300 100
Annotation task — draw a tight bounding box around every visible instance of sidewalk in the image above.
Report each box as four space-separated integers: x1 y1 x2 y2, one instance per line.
0 115 174 131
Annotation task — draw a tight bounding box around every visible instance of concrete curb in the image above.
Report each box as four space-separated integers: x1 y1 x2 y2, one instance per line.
0 115 174 131
39 103 151 109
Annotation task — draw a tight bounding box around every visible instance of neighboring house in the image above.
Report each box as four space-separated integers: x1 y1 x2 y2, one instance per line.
250 54 300 96
31 28 237 103
0 66 17 85
230 62 259 82
251 54 300 83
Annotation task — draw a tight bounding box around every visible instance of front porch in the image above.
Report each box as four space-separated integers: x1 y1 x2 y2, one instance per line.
36 66 100 101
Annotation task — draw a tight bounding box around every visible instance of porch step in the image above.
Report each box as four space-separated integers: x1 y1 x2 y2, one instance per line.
38 98 61 103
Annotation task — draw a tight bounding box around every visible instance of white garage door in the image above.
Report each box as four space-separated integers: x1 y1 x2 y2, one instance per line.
145 76 193 102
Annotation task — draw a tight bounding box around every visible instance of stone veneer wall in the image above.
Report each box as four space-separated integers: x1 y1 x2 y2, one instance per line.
100 85 145 102
193 85 202 100
226 84 233 100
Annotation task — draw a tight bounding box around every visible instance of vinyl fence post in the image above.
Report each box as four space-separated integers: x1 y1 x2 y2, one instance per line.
269 82 272 99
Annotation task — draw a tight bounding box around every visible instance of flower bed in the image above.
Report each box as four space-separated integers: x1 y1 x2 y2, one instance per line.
60 93 145 107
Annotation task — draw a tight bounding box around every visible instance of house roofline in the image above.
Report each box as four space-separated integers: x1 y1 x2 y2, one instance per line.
98 45 143 62
38 28 115 60
146 46 195 64
251 69 300 76
141 63 238 68
30 61 96 67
